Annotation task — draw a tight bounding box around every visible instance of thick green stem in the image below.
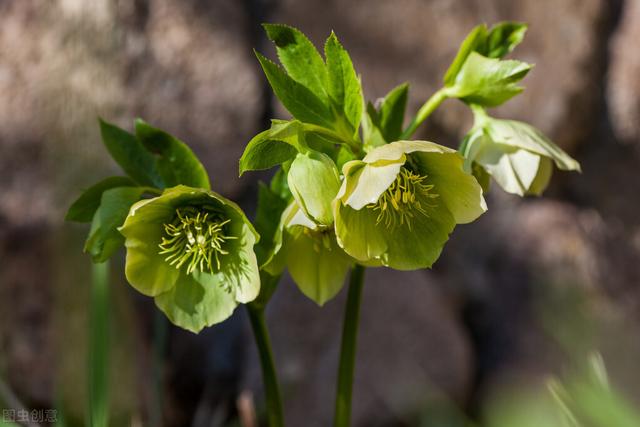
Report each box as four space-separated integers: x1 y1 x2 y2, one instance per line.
247 305 284 427
333 265 366 427
401 88 449 139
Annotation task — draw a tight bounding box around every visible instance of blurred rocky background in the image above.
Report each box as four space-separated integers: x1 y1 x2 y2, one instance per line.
1 0 639 426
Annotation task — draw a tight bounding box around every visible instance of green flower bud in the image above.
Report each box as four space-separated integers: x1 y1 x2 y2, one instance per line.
462 110 581 196
333 140 487 270
287 151 341 226
118 185 260 332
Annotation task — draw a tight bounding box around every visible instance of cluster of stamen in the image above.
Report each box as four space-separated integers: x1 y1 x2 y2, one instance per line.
158 207 237 274
368 167 439 230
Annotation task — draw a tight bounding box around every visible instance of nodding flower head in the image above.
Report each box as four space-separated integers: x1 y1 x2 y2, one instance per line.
333 140 487 270
462 113 581 196
119 185 260 332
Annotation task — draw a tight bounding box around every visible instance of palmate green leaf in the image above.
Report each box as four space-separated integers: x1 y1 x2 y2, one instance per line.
362 84 409 150
377 83 409 141
99 119 164 188
239 134 298 175
239 120 305 175
269 167 292 200
451 52 532 107
66 176 136 222
484 22 527 59
362 103 387 151
84 186 145 263
325 32 364 135
263 24 329 102
134 119 210 190
444 21 527 86
255 51 335 128
444 24 488 86
376 83 409 142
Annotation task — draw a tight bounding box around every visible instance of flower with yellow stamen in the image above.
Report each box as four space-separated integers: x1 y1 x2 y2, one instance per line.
118 185 260 332
334 140 487 270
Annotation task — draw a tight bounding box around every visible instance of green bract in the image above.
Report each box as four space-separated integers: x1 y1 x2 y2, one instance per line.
461 109 581 196
444 22 528 86
334 140 487 270
447 52 532 107
118 185 260 332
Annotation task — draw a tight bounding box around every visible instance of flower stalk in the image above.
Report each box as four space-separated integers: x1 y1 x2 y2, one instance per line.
247 303 285 427
401 87 449 139
333 265 366 427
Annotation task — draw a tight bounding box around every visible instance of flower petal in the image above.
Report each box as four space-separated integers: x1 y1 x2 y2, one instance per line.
154 271 238 333
334 193 455 270
119 196 180 296
527 156 553 196
225 222 261 304
362 140 455 164
339 161 403 210
413 151 487 224
487 119 581 172
382 197 455 270
285 227 352 305
334 202 388 262
475 143 541 196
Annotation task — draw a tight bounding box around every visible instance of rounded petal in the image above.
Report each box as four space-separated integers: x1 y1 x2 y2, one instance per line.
339 161 403 210
224 222 261 304
334 203 388 262
362 140 455 164
382 199 455 270
284 227 352 305
334 194 456 270
412 150 487 224
486 119 581 172
475 143 541 196
119 195 180 296
154 271 238 333
526 157 553 196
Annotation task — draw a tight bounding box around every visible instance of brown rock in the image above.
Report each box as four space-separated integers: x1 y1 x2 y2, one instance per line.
608 0 640 145
0 0 261 226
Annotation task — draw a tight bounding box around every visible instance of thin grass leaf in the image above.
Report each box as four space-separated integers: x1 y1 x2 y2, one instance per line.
88 260 110 427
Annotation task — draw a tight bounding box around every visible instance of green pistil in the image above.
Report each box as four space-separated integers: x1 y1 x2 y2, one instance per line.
158 207 237 274
368 167 439 230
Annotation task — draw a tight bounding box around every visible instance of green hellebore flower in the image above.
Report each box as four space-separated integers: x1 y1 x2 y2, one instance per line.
462 112 581 196
265 200 353 306
333 140 487 270
118 185 260 333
